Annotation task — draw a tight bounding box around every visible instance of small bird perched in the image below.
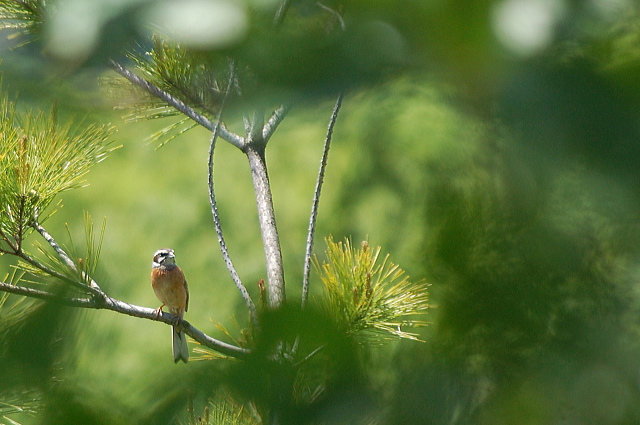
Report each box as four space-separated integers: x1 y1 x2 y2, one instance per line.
150 248 190 363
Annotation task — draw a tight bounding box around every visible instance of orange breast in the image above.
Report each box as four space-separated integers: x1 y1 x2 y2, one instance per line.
151 267 188 316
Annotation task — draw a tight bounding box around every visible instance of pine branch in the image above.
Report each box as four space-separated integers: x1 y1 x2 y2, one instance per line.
208 62 259 328
14 249 100 297
244 141 286 308
315 237 430 341
0 96 117 250
0 280 250 358
0 0 45 38
108 59 245 149
301 93 343 309
99 296 249 358
31 215 102 292
0 280 93 306
263 105 291 144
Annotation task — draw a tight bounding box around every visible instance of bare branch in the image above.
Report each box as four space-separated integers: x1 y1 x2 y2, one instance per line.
317 2 346 31
99 296 250 358
248 108 265 146
245 144 286 308
273 0 293 26
208 63 259 329
301 93 343 309
0 280 250 359
244 108 286 308
263 105 291 144
0 281 95 307
108 59 245 149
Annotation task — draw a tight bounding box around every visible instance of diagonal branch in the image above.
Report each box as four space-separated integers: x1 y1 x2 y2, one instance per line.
108 59 245 149
301 93 343 309
208 63 259 328
263 105 291 144
31 216 103 292
0 280 250 358
273 0 293 26
0 281 95 307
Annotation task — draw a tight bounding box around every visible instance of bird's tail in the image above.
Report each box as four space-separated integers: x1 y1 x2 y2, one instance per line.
172 326 189 363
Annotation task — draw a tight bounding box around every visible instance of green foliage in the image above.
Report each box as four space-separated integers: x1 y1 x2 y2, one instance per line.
315 236 429 341
2 0 640 424
0 389 39 425
17 212 105 287
188 393 258 425
132 36 231 117
0 0 44 42
0 271 42 425
104 36 236 146
0 93 117 252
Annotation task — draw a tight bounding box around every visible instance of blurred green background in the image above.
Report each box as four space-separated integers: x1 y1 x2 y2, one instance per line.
2 0 640 424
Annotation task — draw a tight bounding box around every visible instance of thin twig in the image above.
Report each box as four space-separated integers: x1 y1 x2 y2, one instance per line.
0 280 250 358
108 59 245 149
317 2 346 31
208 62 259 328
0 228 18 252
293 344 325 368
273 0 293 26
263 105 291 144
301 93 343 309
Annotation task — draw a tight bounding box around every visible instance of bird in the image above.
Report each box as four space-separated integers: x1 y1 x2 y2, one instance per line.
150 248 190 363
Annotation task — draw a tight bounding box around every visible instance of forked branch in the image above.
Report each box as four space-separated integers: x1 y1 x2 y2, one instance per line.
245 143 286 308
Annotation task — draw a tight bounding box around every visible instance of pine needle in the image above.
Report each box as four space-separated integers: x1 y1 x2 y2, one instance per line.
103 35 234 147
0 0 45 43
314 237 430 342
0 92 117 252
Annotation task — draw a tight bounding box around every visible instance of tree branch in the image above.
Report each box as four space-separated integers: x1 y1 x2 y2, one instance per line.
15 249 102 298
273 0 293 26
244 111 286 307
31 217 103 292
263 105 291 144
0 281 250 359
98 296 249 358
301 93 343 308
0 281 95 307
208 63 259 329
108 59 245 149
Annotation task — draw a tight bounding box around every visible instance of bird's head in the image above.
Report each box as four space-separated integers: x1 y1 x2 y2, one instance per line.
153 248 176 268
